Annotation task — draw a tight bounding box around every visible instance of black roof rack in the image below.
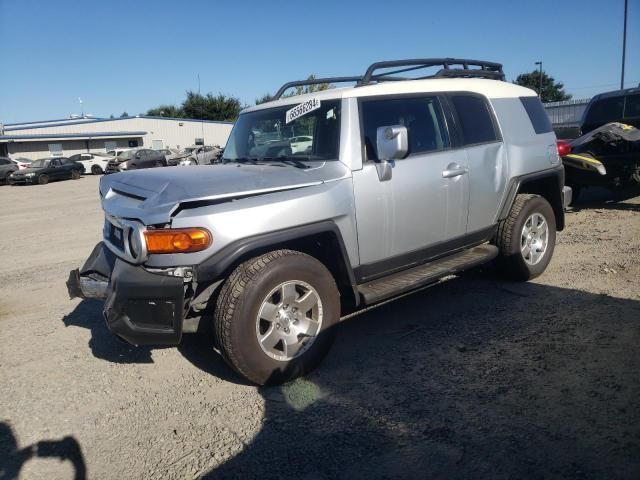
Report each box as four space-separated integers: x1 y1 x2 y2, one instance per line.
273 58 505 99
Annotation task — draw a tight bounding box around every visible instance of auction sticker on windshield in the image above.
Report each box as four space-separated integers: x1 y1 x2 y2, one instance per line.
285 98 321 124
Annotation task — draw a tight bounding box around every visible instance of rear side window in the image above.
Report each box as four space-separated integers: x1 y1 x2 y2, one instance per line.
450 95 498 145
361 96 449 160
520 96 553 134
624 94 640 119
584 96 624 125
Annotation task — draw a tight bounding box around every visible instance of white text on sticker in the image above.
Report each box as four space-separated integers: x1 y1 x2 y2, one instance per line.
285 98 321 124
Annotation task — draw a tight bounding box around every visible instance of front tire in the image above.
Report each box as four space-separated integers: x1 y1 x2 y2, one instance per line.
91 165 103 175
495 194 556 281
214 250 340 385
71 169 81 180
38 174 49 185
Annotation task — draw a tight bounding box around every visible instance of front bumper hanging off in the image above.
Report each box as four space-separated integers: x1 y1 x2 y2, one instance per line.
66 242 185 346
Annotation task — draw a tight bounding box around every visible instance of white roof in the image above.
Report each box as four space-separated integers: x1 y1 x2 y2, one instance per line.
243 78 537 113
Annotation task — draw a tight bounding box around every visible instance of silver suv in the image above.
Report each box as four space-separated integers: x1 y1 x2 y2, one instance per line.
68 58 571 385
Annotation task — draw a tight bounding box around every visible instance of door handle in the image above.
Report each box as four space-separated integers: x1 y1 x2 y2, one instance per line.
442 164 468 178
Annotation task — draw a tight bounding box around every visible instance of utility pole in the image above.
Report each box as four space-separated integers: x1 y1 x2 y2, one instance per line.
621 0 628 89
534 61 543 99
198 73 205 146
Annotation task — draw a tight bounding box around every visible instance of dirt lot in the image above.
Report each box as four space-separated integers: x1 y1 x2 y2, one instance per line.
1 175 639 479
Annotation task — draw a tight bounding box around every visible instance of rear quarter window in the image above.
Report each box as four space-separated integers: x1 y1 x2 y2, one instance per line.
450 95 498 145
520 96 553 134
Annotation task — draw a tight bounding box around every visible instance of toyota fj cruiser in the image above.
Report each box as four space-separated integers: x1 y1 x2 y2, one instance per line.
67 58 571 385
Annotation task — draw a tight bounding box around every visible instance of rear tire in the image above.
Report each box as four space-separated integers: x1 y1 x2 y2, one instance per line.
38 174 49 185
495 194 556 281
214 250 340 385
91 165 103 175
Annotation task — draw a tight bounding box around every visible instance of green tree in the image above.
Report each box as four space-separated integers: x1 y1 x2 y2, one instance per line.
292 74 331 96
513 71 572 103
120 111 129 118
255 93 274 105
180 91 243 121
146 105 181 117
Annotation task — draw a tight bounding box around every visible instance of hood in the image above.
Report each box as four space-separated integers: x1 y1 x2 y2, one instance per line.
99 161 351 225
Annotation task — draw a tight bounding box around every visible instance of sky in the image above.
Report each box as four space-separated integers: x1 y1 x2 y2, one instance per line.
1 0 638 123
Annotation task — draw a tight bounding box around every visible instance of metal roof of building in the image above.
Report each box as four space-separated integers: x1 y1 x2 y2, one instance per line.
0 131 147 142
3 115 233 132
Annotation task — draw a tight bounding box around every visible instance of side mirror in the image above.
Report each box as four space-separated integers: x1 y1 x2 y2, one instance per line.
376 125 408 161
374 125 408 181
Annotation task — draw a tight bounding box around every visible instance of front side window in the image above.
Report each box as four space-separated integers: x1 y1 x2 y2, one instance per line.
361 96 449 160
450 95 498 145
224 99 341 161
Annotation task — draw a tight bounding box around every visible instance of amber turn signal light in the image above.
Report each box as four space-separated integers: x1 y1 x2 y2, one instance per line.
144 228 212 254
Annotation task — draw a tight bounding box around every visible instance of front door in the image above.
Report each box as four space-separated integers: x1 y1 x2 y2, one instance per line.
352 95 469 281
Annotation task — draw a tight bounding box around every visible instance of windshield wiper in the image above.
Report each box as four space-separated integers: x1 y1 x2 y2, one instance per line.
262 156 311 169
221 157 262 165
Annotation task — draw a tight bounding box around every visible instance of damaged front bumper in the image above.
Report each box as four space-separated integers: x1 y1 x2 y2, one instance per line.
66 242 186 346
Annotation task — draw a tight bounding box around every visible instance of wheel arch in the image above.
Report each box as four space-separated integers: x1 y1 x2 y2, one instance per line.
498 167 566 231
195 221 360 312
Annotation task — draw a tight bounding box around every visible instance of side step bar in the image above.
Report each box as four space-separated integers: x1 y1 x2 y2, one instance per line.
357 244 498 305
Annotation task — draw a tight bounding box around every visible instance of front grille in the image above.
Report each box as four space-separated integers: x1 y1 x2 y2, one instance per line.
106 220 125 250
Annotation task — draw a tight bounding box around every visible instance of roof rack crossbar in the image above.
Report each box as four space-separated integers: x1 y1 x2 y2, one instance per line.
273 76 361 100
272 58 505 101
359 58 505 85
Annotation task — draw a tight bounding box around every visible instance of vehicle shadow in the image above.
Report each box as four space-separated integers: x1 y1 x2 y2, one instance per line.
198 274 640 479
571 185 640 212
62 299 154 364
0 421 87 480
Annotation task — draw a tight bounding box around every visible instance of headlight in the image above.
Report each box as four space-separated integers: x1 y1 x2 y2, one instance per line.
129 230 143 258
25 172 35 177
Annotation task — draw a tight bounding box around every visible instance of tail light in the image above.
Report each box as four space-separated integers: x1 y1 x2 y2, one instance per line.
556 140 571 157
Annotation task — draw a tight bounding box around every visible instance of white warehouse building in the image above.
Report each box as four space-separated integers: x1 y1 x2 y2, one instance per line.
0 116 234 160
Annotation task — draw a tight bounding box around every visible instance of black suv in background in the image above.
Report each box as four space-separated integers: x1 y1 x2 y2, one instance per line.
581 87 640 134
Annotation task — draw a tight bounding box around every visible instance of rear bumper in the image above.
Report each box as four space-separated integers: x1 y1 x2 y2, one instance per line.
67 242 185 346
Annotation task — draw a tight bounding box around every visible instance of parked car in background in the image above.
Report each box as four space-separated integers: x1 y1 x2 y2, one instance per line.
106 148 131 157
290 136 313 153
581 87 640 134
9 157 33 170
0 156 18 183
166 145 221 166
68 152 113 175
105 148 169 174
8 157 83 185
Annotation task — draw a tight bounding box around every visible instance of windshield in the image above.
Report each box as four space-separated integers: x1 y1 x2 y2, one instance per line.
223 99 341 162
31 159 50 168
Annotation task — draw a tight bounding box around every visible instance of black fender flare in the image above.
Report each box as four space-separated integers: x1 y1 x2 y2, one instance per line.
497 165 566 231
195 221 360 306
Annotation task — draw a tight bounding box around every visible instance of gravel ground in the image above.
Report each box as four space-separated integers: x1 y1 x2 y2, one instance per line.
1 176 639 479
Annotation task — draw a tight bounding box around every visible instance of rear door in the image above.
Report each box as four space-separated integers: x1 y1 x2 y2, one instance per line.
447 94 506 236
352 95 470 280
